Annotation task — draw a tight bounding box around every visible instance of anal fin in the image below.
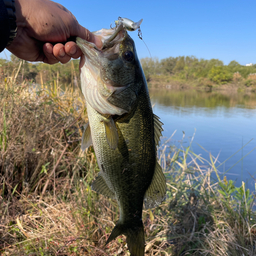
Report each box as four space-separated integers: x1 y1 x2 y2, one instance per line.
92 175 115 199
144 162 166 209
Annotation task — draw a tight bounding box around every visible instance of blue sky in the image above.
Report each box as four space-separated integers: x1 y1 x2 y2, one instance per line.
1 0 256 65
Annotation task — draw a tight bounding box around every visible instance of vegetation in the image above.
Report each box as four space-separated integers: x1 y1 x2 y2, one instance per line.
0 54 79 87
140 56 256 89
0 76 255 255
1 54 256 90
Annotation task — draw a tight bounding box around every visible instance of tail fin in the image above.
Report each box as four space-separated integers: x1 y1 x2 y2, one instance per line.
106 220 145 256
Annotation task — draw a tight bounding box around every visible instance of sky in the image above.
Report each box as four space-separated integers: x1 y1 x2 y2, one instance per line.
1 0 256 65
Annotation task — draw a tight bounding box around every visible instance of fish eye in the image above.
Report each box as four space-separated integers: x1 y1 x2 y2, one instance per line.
123 51 134 62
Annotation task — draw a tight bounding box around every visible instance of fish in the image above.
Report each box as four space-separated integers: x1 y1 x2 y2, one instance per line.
77 18 166 256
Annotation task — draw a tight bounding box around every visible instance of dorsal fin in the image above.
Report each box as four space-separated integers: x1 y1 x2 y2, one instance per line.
144 162 166 209
81 122 92 151
91 175 115 199
154 114 163 147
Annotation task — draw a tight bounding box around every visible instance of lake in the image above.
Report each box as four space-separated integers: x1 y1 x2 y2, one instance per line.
149 88 256 191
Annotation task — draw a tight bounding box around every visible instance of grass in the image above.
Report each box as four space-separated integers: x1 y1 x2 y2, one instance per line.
0 75 256 255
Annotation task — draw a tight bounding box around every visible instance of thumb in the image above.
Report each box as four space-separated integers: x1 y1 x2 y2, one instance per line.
76 24 102 49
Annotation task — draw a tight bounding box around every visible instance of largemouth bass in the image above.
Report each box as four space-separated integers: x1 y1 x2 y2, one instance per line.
77 19 166 256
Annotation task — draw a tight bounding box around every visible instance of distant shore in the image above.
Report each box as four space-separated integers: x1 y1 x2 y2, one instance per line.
147 76 256 92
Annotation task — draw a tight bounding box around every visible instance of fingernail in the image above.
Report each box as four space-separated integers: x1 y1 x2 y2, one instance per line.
46 44 52 54
94 36 103 49
59 48 65 57
70 45 77 55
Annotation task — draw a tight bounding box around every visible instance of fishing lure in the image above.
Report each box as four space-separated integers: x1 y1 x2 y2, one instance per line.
103 17 143 49
115 17 152 57
115 17 143 39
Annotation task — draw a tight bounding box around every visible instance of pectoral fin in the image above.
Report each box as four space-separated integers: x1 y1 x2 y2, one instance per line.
103 117 119 150
81 122 92 151
144 162 166 209
92 175 115 199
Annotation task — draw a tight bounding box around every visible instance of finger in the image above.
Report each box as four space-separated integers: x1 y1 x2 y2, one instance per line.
43 43 59 64
75 24 103 49
65 42 82 59
52 43 71 64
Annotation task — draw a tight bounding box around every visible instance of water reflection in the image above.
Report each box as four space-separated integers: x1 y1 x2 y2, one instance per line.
149 88 256 191
150 88 256 109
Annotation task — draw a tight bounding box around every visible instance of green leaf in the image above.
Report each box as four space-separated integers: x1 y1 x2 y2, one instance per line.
218 190 227 197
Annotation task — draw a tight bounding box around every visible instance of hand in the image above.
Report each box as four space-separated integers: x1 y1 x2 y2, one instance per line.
7 0 102 64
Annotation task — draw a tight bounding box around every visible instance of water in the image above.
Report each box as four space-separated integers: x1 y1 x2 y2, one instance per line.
149 88 256 191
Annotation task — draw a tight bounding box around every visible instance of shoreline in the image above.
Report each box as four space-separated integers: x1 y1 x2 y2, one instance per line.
148 78 256 93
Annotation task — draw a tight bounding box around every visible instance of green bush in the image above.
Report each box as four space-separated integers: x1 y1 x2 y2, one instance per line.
208 66 233 84
245 79 253 87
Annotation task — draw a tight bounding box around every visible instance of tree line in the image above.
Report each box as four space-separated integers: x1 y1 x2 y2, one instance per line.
1 54 256 87
140 56 256 87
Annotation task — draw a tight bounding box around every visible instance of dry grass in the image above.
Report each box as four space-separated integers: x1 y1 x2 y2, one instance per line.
247 74 256 81
233 72 243 82
0 77 256 255
0 80 88 196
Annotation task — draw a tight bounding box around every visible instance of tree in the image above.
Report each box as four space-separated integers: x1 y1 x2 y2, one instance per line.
228 60 240 67
140 57 159 81
206 59 223 70
208 66 233 84
173 56 185 72
160 57 177 75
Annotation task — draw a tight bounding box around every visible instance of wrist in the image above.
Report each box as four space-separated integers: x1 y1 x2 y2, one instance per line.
3 0 17 46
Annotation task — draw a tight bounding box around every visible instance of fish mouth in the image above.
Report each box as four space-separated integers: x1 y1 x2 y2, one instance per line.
77 26 129 92
76 25 127 66
77 18 143 70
